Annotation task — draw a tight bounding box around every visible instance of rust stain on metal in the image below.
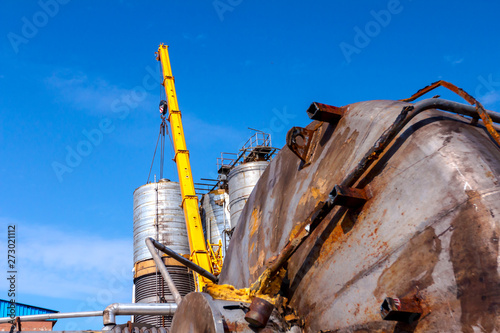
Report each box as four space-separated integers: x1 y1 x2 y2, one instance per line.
268 144 308 255
313 212 355 266
485 170 495 179
311 187 321 199
249 208 261 239
449 191 500 332
375 227 441 300
248 208 264 279
297 186 323 208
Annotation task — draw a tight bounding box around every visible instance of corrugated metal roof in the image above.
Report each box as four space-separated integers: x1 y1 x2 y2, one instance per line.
0 299 58 318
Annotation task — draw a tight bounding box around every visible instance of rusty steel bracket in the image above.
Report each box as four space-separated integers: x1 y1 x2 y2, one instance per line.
306 102 345 123
286 102 344 163
329 185 369 210
286 126 316 163
380 297 422 324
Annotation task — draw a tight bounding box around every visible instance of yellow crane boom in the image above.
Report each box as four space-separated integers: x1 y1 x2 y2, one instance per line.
156 44 213 291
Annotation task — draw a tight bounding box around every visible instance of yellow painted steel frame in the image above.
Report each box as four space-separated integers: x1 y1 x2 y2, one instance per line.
156 44 214 291
207 240 224 276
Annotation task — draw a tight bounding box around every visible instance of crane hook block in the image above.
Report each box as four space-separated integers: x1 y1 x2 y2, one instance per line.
159 100 168 116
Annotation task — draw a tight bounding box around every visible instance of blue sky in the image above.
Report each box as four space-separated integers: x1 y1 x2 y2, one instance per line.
1 0 500 330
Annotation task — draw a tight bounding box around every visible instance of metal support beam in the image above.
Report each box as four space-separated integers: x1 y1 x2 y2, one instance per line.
306 102 345 123
330 185 369 210
380 297 423 324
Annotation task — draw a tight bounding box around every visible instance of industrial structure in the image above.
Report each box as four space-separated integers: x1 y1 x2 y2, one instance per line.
200 189 230 257
132 180 194 327
199 129 279 253
219 130 278 229
0 300 57 331
2 46 500 332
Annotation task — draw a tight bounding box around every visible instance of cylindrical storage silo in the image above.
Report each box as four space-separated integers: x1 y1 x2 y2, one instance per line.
201 189 231 255
133 179 190 262
227 161 268 229
132 179 195 328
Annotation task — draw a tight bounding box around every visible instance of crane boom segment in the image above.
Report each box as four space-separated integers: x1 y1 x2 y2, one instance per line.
156 44 214 291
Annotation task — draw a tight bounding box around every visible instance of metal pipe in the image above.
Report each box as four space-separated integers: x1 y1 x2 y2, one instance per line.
103 303 177 327
145 237 183 305
399 80 500 145
0 302 179 327
0 311 103 323
148 237 218 283
341 98 500 189
414 98 500 123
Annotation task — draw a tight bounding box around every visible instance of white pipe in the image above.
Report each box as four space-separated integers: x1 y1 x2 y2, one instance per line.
0 311 103 323
145 238 183 305
103 303 177 327
0 303 178 328
131 282 136 323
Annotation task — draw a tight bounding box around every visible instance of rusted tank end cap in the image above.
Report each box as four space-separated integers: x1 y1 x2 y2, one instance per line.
244 297 274 328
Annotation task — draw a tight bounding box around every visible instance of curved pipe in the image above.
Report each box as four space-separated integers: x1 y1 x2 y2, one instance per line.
103 303 177 327
341 98 500 188
0 311 103 323
145 238 182 305
413 98 500 123
148 238 218 283
399 80 500 144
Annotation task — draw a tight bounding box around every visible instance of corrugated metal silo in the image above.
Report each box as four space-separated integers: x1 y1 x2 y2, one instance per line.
132 179 195 328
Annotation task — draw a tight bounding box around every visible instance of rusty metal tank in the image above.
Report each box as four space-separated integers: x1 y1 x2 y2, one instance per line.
201 189 231 254
213 99 500 332
227 161 269 229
